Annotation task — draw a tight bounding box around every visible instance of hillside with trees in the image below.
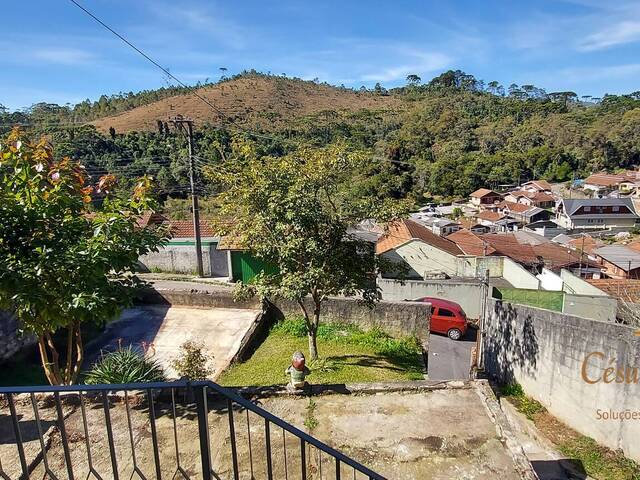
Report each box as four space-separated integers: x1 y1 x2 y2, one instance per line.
2 70 640 205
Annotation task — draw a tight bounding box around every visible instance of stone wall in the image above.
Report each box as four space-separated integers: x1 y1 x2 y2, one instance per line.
484 299 640 461
0 311 36 362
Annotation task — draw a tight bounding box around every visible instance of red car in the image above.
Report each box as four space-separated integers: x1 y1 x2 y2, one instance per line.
414 297 468 340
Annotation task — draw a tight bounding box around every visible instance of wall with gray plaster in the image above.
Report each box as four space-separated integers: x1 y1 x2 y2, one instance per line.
139 241 229 277
377 278 483 319
484 299 640 461
139 286 430 341
0 311 35 362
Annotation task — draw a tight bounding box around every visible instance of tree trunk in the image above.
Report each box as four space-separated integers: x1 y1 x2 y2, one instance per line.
308 329 318 361
297 297 320 361
38 334 62 385
37 321 84 385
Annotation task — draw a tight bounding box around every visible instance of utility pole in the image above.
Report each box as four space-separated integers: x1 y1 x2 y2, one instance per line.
476 269 490 374
170 115 204 277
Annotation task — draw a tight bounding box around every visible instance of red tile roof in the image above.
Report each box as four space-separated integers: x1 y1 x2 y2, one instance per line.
447 229 496 256
476 210 505 222
167 220 217 238
500 201 531 214
480 234 540 265
470 188 501 198
584 173 624 187
523 180 553 191
376 219 463 256
567 235 604 255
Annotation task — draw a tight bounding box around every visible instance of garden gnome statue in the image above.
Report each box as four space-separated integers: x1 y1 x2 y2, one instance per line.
285 351 310 392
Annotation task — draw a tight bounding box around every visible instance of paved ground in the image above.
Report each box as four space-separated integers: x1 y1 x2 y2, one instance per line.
2 385 532 480
86 305 261 379
428 328 477 381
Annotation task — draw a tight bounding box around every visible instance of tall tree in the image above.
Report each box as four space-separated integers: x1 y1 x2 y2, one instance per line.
0 129 167 384
406 74 421 86
207 141 404 360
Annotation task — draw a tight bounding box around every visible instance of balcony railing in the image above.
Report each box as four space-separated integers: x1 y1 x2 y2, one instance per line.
0 381 385 480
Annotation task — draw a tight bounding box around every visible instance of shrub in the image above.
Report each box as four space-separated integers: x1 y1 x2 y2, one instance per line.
171 341 215 380
84 346 166 384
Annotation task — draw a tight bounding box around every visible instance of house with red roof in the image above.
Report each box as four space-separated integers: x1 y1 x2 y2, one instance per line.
377 219 463 279
469 188 502 208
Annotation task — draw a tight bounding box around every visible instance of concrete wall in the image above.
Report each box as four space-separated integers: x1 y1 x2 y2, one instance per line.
377 278 483 319
139 239 229 277
484 299 640 461
563 294 618 322
537 268 563 291
502 258 540 289
139 286 430 341
0 311 36 362
455 256 504 278
560 269 608 296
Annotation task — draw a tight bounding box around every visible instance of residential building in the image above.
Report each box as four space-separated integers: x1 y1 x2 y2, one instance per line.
593 245 640 279
523 220 567 239
583 173 624 195
447 229 495 256
478 233 599 277
410 215 461 236
504 190 556 209
469 188 502 208
521 179 553 193
458 217 491 234
475 210 507 229
555 198 639 230
582 173 640 196
377 219 463 279
498 201 550 224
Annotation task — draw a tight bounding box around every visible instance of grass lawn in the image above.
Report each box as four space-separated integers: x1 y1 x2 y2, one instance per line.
218 318 425 386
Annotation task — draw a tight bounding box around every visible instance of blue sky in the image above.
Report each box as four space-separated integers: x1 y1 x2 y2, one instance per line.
3 0 640 110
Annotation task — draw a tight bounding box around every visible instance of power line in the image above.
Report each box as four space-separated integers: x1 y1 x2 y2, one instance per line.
67 0 282 143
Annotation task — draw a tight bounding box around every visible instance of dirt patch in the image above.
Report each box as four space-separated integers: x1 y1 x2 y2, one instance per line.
4 387 529 480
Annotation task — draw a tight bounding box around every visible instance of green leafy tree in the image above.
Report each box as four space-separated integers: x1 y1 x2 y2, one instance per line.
208 142 405 360
0 129 167 385
406 74 421 86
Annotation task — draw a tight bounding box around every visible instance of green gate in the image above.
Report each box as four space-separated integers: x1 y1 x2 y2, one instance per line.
230 252 278 283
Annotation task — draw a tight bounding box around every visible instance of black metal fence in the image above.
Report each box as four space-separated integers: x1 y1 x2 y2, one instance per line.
0 381 385 480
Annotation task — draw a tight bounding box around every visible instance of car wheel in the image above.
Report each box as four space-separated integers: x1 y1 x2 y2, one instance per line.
447 328 462 341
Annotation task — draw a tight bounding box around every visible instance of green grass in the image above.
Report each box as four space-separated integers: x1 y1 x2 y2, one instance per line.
558 436 640 480
218 317 424 386
501 382 546 420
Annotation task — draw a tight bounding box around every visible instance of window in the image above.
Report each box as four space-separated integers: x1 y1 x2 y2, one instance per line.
584 206 591 212
438 308 455 317
612 206 619 212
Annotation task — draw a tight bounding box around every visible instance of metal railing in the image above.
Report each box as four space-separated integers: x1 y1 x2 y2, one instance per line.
0 381 385 480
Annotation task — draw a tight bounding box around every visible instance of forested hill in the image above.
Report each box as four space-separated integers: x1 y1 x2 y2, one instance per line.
2 70 640 203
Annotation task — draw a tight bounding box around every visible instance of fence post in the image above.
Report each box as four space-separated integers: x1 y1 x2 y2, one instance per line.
195 385 212 480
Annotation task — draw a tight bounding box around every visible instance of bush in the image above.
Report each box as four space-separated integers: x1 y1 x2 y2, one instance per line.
84 346 166 384
171 341 214 380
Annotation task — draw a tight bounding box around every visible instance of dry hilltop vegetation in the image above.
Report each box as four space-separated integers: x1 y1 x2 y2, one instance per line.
90 75 402 133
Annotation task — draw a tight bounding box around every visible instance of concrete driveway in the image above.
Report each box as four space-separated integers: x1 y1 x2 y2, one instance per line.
428 328 477 380
86 305 261 379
